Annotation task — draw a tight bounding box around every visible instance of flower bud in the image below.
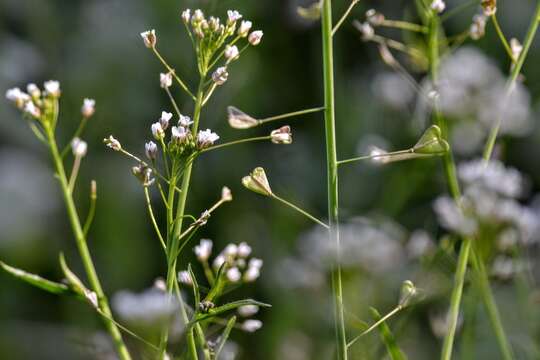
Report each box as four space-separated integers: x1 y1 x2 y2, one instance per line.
104 135 122 151
430 0 446 13
510 38 522 60
171 126 189 144
154 277 167 291
241 319 262 332
140 29 157 48
24 101 41 118
413 125 449 155
26 83 40 99
151 122 165 140
44 80 61 97
132 164 155 186
238 20 252 37
238 304 259 317
398 280 417 307
178 270 193 285
71 137 88 157
81 98 96 118
481 0 497 16
270 125 293 144
194 239 213 262
145 141 158 160
227 10 242 24
227 106 259 129
242 167 273 196
160 72 172 89
181 8 191 24
5 87 30 109
224 243 238 257
159 111 173 130
366 9 385 26
243 266 260 282
178 114 193 127
237 242 252 258
192 9 204 23
470 14 486 40
248 30 263 45
226 267 242 282
224 45 240 62
353 20 374 41
221 186 233 202
212 67 229 85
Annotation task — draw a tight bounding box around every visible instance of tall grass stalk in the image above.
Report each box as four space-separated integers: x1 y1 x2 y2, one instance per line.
321 1 347 359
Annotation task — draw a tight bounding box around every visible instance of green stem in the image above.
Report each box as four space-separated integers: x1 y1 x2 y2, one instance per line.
272 194 329 229
322 1 348 359
83 181 97 236
381 19 428 33
257 106 325 125
483 1 540 161
347 306 402 348
471 251 514 360
152 47 196 100
332 0 360 36
491 14 515 62
46 127 131 360
201 136 270 153
60 117 88 158
144 187 167 252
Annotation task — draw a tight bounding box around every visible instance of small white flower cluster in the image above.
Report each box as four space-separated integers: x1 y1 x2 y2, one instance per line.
113 287 179 325
209 241 263 283
434 159 540 246
470 14 487 40
147 110 219 154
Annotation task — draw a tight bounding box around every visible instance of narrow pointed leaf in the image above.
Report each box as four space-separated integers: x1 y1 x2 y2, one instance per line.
193 299 271 324
0 261 72 295
214 316 237 359
188 264 200 309
59 253 88 296
370 307 408 360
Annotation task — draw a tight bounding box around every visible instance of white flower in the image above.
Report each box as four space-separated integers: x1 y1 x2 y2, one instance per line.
238 20 252 37
104 135 122 151
213 254 226 269
221 186 233 202
6 87 30 108
434 196 477 235
227 10 242 24
145 141 158 160
354 21 374 41
112 288 178 324
140 29 156 48
238 305 259 317
224 243 238 257
159 111 173 130
194 239 213 261
366 9 385 26
26 83 40 98
248 30 263 46
243 266 260 282
24 101 41 118
510 38 523 60
482 0 497 16
71 137 88 157
171 126 189 144
226 267 241 282
81 98 96 118
430 0 446 13
270 125 293 144
470 14 486 40
458 159 523 198
224 45 240 62
192 9 204 23
212 67 229 85
178 114 193 127
197 129 220 148
237 242 252 258
153 278 167 291
178 270 193 285
151 122 165 140
44 80 61 97
249 258 263 269
241 319 263 332
181 9 191 24
160 72 172 89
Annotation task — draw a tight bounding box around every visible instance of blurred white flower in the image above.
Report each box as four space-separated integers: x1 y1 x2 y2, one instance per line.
159 111 173 130
197 129 220 148
407 230 435 259
224 45 240 62
238 304 259 317
248 30 263 45
433 196 477 236
81 98 96 118
372 72 414 109
194 239 213 261
43 80 60 97
104 135 122 151
160 72 172 88
238 20 252 37
178 270 193 285
237 242 252 258
430 0 446 13
140 29 156 48
181 9 191 24
241 319 263 332
112 288 178 324
226 267 242 282
71 137 88 157
227 10 242 24
151 122 165 140
458 159 523 198
178 114 193 127
24 101 40 118
145 141 158 160
212 67 229 85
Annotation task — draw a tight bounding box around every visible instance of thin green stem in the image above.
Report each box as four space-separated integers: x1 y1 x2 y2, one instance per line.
491 14 515 62
347 306 402 348
144 187 167 252
332 0 360 36
83 181 97 236
322 1 348 359
272 194 329 229
165 87 182 118
61 117 88 158
201 136 270 153
152 47 196 100
337 149 413 166
381 20 428 33
440 0 479 22
68 155 82 193
257 106 325 125
471 251 514 360
483 1 540 161
45 125 131 360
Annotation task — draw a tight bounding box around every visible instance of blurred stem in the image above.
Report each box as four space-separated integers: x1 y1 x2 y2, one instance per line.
347 306 402 348
381 19 428 33
471 251 514 360
201 136 270 153
144 186 167 252
257 106 325 125
483 1 540 161
68 155 82 193
491 14 515 62
45 120 132 360
440 0 479 22
322 0 348 359
82 181 97 236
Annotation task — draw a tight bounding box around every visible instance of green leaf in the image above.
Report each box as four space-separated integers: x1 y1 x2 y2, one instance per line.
370 307 408 360
0 261 72 295
413 125 449 155
214 316 237 359
203 263 227 303
188 264 200 309
192 299 271 324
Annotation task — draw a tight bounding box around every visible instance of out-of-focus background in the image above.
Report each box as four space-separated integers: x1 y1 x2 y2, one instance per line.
1 0 540 359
